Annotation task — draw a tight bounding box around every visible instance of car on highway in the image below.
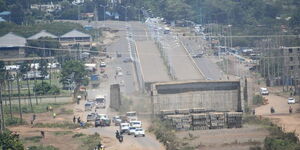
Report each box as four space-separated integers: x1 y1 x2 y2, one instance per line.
128 126 136 135
84 102 94 111
134 128 145 137
100 62 106 67
123 57 133 63
113 116 122 126
192 53 203 58
288 97 296 104
87 113 98 122
130 121 142 128
120 123 130 134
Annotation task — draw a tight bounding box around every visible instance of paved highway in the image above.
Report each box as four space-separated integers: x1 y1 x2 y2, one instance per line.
179 35 224 80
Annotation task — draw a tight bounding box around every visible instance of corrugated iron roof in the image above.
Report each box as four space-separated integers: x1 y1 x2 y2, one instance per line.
0 32 26 48
60 29 91 38
27 30 58 40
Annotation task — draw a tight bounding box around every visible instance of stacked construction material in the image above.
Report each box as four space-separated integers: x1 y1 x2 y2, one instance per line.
190 108 206 113
209 112 226 129
226 112 243 128
166 115 192 130
191 113 209 130
160 110 176 119
175 109 190 115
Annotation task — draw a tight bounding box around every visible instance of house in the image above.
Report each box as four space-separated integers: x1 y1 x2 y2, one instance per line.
0 32 26 59
59 29 92 48
27 30 58 40
30 3 61 13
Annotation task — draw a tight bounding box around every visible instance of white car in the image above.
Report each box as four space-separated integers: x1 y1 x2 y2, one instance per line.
128 126 136 135
120 123 130 134
134 128 145 137
100 62 106 67
288 97 296 104
260 87 269 95
130 121 142 128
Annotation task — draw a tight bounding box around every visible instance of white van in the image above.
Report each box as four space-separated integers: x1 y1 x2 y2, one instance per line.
84 102 94 111
260 87 269 95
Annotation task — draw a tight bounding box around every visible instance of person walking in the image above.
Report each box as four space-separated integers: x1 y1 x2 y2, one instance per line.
289 106 293 114
41 131 45 138
53 112 56 119
73 116 76 123
77 117 81 124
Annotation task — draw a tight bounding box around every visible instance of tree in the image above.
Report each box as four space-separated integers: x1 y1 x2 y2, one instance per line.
0 61 5 132
38 59 48 86
0 130 24 149
19 62 33 112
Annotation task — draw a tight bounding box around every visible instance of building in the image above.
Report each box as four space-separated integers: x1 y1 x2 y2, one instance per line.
59 29 92 48
30 3 61 13
0 32 26 59
27 30 58 40
282 47 300 85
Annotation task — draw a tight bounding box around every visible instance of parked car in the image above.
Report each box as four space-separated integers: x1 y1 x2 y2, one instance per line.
128 127 136 135
113 116 122 126
134 128 145 137
288 97 296 104
84 102 94 111
87 113 98 122
192 53 203 58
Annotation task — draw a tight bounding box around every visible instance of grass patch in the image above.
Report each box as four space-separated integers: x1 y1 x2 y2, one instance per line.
72 133 85 138
27 145 59 150
80 133 101 150
149 119 189 150
33 122 80 129
24 136 43 143
5 116 27 126
4 102 70 114
253 95 264 105
53 131 73 136
57 108 73 115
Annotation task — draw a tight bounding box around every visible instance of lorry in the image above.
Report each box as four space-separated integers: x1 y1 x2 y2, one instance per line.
95 95 106 109
126 111 138 122
90 74 100 88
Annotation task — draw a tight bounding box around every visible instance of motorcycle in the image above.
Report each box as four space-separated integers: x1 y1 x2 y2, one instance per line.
118 135 123 143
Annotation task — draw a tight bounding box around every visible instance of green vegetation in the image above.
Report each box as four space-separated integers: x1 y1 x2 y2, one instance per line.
28 145 59 150
5 116 27 126
33 122 81 129
24 136 43 143
33 82 60 95
3 102 69 114
253 95 264 105
60 60 87 88
149 119 193 150
244 115 300 150
73 133 101 150
53 131 73 136
0 130 24 150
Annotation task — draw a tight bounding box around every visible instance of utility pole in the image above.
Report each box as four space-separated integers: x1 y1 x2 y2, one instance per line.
0 83 5 133
16 73 23 123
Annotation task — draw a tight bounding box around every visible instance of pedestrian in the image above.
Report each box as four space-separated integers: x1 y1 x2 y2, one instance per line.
33 114 36 121
252 109 256 115
53 112 56 119
49 105 52 112
41 131 45 138
73 116 76 124
77 117 81 124
46 106 49 111
97 142 102 150
289 106 293 114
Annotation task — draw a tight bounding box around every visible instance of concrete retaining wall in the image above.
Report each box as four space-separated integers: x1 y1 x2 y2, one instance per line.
151 80 242 114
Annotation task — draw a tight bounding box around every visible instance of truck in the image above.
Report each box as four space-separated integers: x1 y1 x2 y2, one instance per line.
90 74 100 88
95 95 106 109
126 111 137 122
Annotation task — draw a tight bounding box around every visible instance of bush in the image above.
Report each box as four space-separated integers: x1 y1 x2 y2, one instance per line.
28 145 59 150
253 95 264 105
5 116 27 126
34 82 60 95
0 130 24 150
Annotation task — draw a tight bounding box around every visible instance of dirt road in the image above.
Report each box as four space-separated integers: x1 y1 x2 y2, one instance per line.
255 94 300 139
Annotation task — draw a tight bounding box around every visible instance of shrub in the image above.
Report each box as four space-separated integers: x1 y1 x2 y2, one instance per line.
253 95 264 105
0 130 24 150
34 82 60 95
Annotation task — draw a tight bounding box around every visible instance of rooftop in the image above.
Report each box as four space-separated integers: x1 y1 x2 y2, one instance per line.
60 29 91 38
0 32 26 48
28 30 58 40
